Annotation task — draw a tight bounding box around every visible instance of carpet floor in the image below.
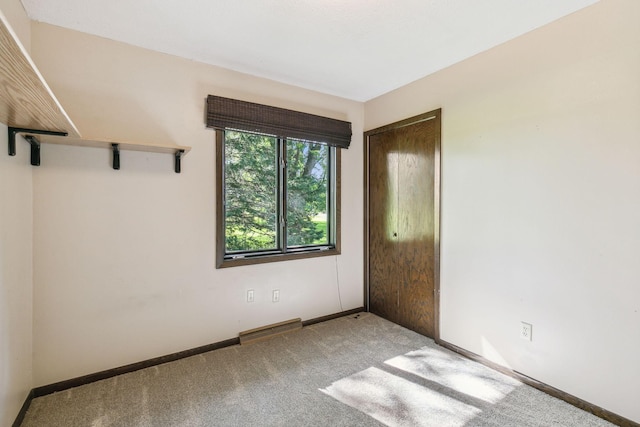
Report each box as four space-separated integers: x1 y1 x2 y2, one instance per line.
21 313 613 426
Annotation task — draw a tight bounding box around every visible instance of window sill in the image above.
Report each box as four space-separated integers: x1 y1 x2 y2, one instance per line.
217 247 340 268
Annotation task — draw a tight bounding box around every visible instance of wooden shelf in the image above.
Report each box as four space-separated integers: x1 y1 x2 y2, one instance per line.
0 10 79 137
39 134 191 155
0 9 190 171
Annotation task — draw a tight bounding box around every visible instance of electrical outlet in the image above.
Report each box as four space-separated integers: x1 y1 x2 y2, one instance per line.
272 289 280 303
521 322 532 341
247 289 255 303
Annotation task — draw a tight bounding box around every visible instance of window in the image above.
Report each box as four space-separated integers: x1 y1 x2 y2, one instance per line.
207 96 350 268
218 129 338 265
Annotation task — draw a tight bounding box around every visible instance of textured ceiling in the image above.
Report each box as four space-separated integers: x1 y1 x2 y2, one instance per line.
20 0 598 101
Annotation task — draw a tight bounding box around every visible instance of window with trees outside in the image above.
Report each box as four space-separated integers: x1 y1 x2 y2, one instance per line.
207 95 350 268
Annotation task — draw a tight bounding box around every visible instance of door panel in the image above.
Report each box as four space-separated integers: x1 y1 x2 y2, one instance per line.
368 131 398 322
366 111 440 338
397 120 435 337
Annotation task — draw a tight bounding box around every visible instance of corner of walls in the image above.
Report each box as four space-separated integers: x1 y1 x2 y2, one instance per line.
0 132 34 427
0 2 34 425
365 0 640 423
28 22 365 387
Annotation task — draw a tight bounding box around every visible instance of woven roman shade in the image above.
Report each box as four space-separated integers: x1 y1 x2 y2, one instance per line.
206 95 352 148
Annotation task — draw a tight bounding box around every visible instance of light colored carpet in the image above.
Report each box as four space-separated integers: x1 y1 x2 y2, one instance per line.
21 313 613 426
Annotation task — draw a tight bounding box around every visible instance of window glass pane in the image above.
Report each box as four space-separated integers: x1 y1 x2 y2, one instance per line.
286 139 329 246
224 131 278 252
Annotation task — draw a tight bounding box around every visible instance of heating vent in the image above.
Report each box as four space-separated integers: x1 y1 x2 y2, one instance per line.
239 318 302 345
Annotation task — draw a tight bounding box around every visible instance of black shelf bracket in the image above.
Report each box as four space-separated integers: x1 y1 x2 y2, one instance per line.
24 135 41 166
112 143 120 170
8 127 68 163
8 127 185 173
175 149 185 173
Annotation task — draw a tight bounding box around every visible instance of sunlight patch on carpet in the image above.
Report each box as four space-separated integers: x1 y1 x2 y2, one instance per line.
321 367 481 427
385 346 519 404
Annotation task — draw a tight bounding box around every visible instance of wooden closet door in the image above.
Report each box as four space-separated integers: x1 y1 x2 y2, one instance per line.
368 130 399 323
365 111 440 339
396 119 436 337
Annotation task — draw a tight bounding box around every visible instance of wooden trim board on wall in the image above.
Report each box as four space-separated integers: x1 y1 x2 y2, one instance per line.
437 339 639 427
11 390 34 427
13 308 364 426
13 308 635 427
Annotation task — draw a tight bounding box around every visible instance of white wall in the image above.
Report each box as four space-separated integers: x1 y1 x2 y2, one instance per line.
29 22 364 386
7 0 636 423
366 0 639 422
0 1 33 425
0 128 33 427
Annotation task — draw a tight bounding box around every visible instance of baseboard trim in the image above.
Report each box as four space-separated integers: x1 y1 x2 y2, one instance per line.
437 339 638 427
28 308 363 402
32 337 239 398
14 308 361 425
12 389 34 427
302 307 364 326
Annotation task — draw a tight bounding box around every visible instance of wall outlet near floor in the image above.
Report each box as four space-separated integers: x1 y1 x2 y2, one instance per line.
521 321 532 341
247 289 255 303
272 289 280 303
